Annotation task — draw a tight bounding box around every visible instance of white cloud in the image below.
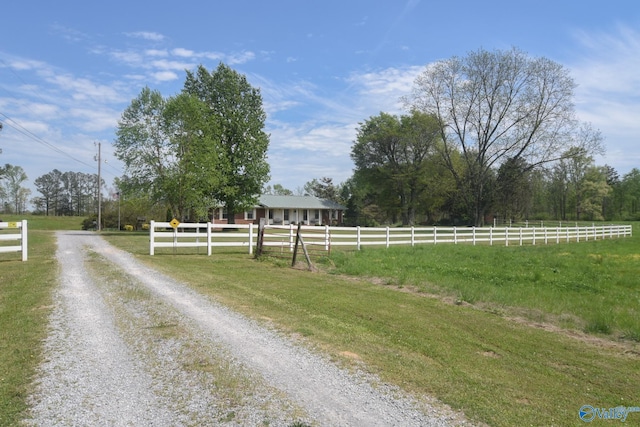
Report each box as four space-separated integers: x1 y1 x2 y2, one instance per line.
110 50 145 67
69 107 120 132
46 74 125 104
570 25 640 97
152 71 179 82
227 51 256 65
151 59 193 71
125 31 165 42
172 48 195 58
569 24 640 173
4 58 46 71
349 66 421 99
51 24 88 43
145 49 169 57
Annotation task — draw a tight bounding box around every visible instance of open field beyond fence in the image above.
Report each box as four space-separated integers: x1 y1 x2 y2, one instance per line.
149 220 632 256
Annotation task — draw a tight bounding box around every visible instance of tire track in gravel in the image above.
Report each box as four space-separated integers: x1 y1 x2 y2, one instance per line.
23 232 178 426
24 231 469 427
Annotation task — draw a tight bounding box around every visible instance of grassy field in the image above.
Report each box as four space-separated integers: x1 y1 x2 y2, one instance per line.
104 226 640 427
1 216 639 426
328 226 640 341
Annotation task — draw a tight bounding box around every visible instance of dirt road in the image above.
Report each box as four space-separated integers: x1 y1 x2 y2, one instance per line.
23 231 467 426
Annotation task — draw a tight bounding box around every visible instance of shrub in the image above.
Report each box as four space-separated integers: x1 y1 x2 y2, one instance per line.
124 224 134 231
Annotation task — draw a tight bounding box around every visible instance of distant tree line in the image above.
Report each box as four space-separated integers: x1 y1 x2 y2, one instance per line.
31 169 103 216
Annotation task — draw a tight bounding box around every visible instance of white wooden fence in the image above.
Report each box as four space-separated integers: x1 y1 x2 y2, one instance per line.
149 221 257 256
0 220 28 261
149 221 632 255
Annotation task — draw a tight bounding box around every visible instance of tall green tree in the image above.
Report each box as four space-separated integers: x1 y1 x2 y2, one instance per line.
618 168 640 220
303 177 341 202
183 63 270 223
114 87 182 215
1 164 30 214
351 111 443 225
163 92 223 219
34 169 62 216
495 157 532 222
264 184 293 196
580 166 611 221
405 47 603 226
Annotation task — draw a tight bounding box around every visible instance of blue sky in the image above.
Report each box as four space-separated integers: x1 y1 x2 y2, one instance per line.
1 1 639 200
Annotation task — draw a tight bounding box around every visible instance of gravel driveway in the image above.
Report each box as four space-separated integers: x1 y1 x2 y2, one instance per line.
23 231 470 426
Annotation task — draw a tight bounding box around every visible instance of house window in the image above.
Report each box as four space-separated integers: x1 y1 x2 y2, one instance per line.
245 209 255 220
268 210 273 220
303 210 308 221
314 210 320 220
283 209 290 221
222 209 228 220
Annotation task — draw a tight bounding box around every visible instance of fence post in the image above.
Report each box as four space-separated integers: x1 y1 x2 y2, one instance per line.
472 226 476 246
325 224 330 250
454 226 458 244
289 224 294 251
195 225 201 254
356 226 361 250
433 226 437 245
173 225 178 253
519 227 523 246
21 220 28 261
489 227 493 246
532 227 536 246
150 220 155 256
411 226 415 247
249 223 254 255
505 227 509 247
386 226 390 248
207 222 212 256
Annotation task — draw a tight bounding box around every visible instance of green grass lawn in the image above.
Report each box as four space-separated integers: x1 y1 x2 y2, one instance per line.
1 216 639 426
328 229 640 341
104 228 640 427
0 231 56 426
0 214 80 426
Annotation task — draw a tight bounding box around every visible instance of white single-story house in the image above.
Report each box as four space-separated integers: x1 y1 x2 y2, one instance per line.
213 194 345 225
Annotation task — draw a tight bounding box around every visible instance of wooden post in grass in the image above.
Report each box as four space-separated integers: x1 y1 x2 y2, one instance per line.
292 222 312 270
256 218 267 257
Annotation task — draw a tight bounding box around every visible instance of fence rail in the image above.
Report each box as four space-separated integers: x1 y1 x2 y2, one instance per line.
148 221 632 256
0 220 28 261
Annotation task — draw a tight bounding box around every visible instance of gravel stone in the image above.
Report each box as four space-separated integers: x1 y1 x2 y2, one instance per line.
23 231 473 426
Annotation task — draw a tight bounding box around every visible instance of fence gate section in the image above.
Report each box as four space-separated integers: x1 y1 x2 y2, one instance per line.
0 220 28 261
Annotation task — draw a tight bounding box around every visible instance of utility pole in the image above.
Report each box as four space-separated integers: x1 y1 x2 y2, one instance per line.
117 191 121 231
95 142 102 231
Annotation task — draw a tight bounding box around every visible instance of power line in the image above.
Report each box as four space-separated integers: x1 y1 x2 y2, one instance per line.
0 112 95 169
0 58 124 177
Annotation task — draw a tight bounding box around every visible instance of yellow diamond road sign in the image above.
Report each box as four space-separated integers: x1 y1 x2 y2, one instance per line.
169 218 180 229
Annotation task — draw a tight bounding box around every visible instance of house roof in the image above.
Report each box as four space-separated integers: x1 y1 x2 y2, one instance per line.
258 195 345 210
